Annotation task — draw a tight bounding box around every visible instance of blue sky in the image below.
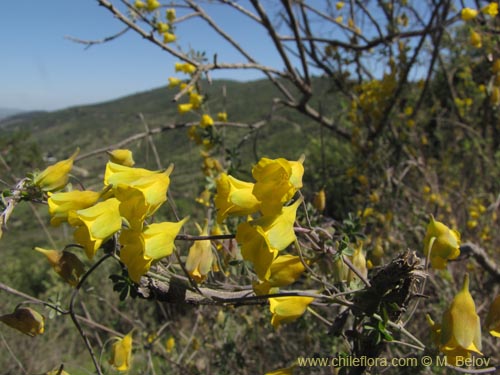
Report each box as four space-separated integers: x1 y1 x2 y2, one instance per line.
0 1 281 111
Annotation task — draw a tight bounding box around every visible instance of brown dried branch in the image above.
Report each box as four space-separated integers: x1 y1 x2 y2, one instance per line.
65 27 130 50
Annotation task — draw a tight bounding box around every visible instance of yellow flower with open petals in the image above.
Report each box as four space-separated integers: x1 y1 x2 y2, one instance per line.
482 2 498 17
33 149 79 192
254 254 306 295
185 221 214 283
178 103 193 114
214 173 260 223
68 198 122 259
48 190 101 226
0 307 44 337
461 8 478 21
200 114 214 128
175 62 196 75
145 0 160 12
423 215 460 269
110 332 133 372
252 156 304 215
156 22 169 33
486 295 500 337
189 92 204 109
108 149 135 167
34 247 85 287
120 218 188 282
440 274 482 365
168 77 181 88
269 296 314 328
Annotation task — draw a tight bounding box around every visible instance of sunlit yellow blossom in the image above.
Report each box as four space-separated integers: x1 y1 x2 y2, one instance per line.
34 247 85 287
265 365 296 375
110 332 133 372
336 2 344 11
482 2 498 16
175 62 196 74
46 369 71 375
313 189 326 212
217 112 228 122
48 190 101 226
335 16 343 23
156 22 169 33
120 218 188 282
108 149 135 167
33 149 79 192
440 274 482 365
185 221 214 283
195 189 211 207
346 244 368 283
166 8 176 22
0 307 44 336
200 114 214 128
166 336 176 353
461 8 478 21
486 295 500 337
134 0 145 9
423 215 460 269
189 92 204 109
470 30 482 48
269 296 314 328
146 0 160 12
68 198 122 259
236 199 302 280
214 173 260 223
178 103 193 114
252 156 304 215
254 254 306 295
163 32 176 43
168 77 181 88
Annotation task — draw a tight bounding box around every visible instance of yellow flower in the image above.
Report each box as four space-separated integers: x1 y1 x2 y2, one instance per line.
423 215 460 269
146 0 160 12
166 8 176 22
482 2 498 17
236 199 302 280
440 274 482 365
120 218 188 283
163 32 176 43
175 62 196 74
313 189 326 212
346 244 368 284
185 221 214 283
166 336 176 353
108 149 135 167
200 114 214 128
470 30 482 48
168 77 181 88
214 173 260 223
68 198 122 259
0 307 44 336
48 190 101 226
189 92 204 109
46 369 71 375
110 332 133 372
134 0 145 9
34 247 85 287
269 296 314 328
33 149 79 191
336 2 345 11
178 103 193 114
265 365 296 375
156 22 169 33
252 156 305 215
217 112 228 122
426 314 442 348
461 8 479 21
254 254 306 295
486 295 500 337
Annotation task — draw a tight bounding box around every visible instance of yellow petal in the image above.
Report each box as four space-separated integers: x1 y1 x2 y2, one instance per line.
269 296 314 328
0 307 45 336
33 148 79 191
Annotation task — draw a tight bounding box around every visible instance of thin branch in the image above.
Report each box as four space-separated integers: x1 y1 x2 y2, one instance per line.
65 27 130 50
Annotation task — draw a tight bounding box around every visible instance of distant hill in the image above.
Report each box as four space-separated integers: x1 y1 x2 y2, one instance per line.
0 107 25 120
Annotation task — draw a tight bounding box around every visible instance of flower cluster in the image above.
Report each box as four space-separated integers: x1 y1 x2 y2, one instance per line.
134 2 177 43
32 148 187 284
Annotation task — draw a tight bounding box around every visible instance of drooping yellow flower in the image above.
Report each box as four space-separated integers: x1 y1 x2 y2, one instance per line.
134 0 145 9
163 32 176 43
175 62 196 75
156 22 169 33
145 0 160 12
33 149 79 192
0 307 44 336
166 8 176 22
470 30 482 48
200 114 214 128
486 295 500 337
217 112 228 122
189 92 204 109
254 254 306 295
168 77 181 88
236 199 301 280
178 103 193 114
109 332 133 372
269 296 314 328
346 244 368 284
440 274 482 365
68 198 122 259
47 190 101 226
461 8 479 21
482 2 498 17
120 218 188 283
252 156 304 215
185 221 214 283
165 336 176 353
108 149 135 167
34 247 85 287
214 173 260 223
423 215 460 269
265 365 296 375
313 189 326 212
336 2 345 11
